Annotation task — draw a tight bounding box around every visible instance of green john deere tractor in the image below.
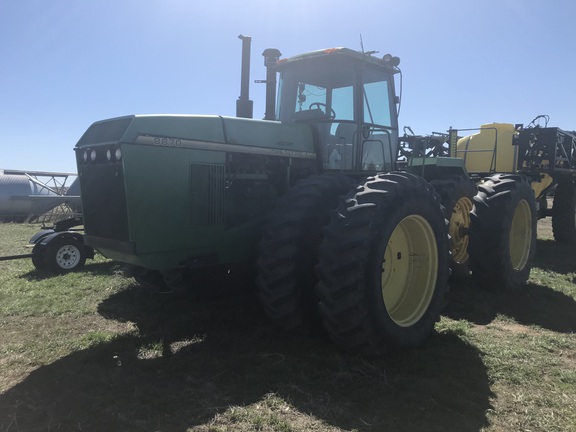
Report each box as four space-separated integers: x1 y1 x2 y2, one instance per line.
75 39 537 354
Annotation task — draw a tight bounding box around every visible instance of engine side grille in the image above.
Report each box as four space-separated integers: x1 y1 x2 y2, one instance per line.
189 163 224 226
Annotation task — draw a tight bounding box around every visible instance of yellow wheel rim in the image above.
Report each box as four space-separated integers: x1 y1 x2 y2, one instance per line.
381 215 438 327
449 196 473 264
509 199 532 270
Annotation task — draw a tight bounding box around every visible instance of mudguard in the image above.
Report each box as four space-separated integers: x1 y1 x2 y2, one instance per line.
34 231 95 259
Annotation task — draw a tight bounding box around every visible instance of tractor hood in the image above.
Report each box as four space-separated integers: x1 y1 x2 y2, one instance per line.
74 114 317 270
75 114 314 157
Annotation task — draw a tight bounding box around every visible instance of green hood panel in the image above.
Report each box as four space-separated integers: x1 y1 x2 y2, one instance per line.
76 114 314 152
75 113 318 271
219 116 313 152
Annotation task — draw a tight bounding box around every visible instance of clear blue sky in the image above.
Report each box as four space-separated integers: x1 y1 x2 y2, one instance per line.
1 0 575 173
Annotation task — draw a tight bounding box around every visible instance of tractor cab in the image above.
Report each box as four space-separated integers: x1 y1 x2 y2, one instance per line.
274 48 401 173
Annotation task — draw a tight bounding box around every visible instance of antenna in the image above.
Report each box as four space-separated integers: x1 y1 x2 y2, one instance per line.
359 35 378 56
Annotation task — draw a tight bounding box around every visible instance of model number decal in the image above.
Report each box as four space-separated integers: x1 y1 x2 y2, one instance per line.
269 148 307 158
153 137 182 147
136 135 315 159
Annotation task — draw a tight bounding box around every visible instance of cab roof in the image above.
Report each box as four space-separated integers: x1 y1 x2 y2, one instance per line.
275 47 400 74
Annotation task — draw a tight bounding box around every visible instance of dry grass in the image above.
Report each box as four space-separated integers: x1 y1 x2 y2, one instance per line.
0 220 575 432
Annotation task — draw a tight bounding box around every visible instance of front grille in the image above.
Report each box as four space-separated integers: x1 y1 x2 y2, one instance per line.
79 163 129 241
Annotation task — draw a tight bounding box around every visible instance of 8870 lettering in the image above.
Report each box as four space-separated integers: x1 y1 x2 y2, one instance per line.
153 137 182 147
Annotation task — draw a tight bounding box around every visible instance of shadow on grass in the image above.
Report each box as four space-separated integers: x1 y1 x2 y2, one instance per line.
445 282 576 333
0 282 492 432
445 238 576 332
533 238 576 274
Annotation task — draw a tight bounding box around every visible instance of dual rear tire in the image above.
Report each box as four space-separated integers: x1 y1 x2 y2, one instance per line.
256 174 354 332
257 172 450 354
552 180 576 244
468 174 537 291
258 172 537 353
430 176 477 279
315 173 449 354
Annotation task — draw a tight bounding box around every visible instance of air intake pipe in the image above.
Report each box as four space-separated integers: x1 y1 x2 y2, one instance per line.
262 48 281 121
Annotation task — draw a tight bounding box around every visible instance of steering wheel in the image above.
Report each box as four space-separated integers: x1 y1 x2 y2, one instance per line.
309 102 336 120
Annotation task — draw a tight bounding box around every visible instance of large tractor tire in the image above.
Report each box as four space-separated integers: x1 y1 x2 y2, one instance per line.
468 174 537 291
430 176 477 280
552 180 576 244
315 172 449 355
256 174 353 332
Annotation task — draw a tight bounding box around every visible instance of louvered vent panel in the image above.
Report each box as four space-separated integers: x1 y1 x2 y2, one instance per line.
189 163 224 226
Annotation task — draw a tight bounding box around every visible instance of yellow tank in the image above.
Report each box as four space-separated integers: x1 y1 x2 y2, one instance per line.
456 123 518 173
457 123 554 200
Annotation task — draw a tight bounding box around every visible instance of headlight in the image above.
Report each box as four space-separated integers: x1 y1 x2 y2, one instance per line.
106 149 112 161
83 150 88 163
90 149 97 162
115 148 122 161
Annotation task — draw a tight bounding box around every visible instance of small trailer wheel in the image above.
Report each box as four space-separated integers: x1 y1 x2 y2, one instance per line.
43 235 87 274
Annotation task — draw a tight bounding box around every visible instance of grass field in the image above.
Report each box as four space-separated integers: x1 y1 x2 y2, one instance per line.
0 220 575 432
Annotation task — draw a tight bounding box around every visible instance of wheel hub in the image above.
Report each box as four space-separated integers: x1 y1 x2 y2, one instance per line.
449 197 473 264
56 245 81 269
381 215 438 327
510 199 532 270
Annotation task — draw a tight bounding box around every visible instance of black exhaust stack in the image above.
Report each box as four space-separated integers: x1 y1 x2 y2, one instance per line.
262 48 281 121
236 35 253 118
